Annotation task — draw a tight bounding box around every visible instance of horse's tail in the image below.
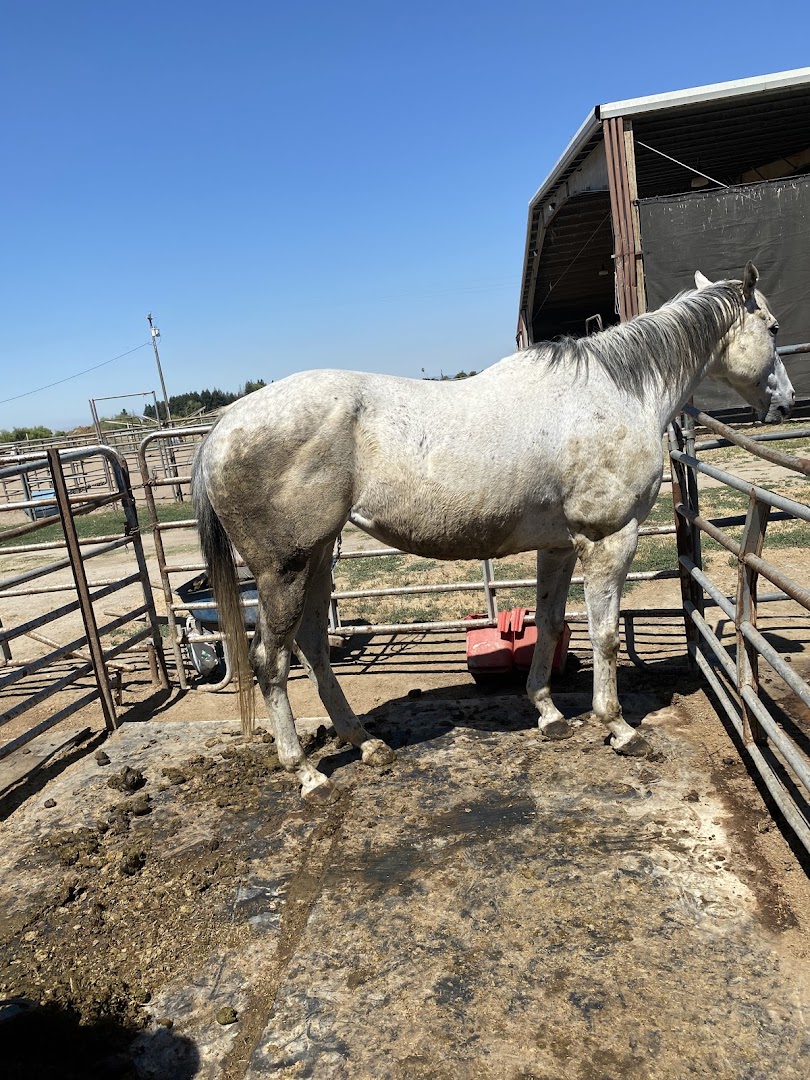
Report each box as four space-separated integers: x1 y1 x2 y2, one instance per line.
191 446 256 734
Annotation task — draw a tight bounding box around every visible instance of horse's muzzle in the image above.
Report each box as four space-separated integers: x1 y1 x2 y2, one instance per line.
763 400 793 424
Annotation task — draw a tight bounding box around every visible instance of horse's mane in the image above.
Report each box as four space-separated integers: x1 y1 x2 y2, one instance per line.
532 281 743 399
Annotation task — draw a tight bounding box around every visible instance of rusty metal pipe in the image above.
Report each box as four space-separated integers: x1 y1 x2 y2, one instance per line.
670 451 810 523
684 403 810 476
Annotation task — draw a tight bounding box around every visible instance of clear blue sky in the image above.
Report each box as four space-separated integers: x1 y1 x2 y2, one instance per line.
2 1 809 431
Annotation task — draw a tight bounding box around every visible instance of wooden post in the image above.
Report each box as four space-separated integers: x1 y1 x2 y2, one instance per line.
604 115 644 322
623 120 646 315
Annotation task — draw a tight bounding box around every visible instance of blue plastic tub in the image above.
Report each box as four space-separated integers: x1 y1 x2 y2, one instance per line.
176 572 258 630
25 489 59 522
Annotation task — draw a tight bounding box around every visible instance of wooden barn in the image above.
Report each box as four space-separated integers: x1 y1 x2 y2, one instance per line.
517 67 810 408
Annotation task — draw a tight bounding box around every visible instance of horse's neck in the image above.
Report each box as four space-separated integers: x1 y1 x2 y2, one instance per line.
653 356 715 432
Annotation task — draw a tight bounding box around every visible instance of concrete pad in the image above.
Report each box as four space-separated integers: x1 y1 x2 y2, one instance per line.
1 699 809 1078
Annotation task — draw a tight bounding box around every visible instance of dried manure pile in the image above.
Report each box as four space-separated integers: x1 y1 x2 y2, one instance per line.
1 685 810 1078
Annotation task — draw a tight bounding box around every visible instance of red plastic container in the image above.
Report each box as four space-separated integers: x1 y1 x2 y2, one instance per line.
464 610 513 676
510 608 571 675
465 608 571 680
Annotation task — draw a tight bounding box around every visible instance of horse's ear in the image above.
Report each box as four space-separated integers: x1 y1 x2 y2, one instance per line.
694 271 712 289
743 261 759 300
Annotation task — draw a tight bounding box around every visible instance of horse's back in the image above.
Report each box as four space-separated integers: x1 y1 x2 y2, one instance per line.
198 362 663 560
204 367 506 478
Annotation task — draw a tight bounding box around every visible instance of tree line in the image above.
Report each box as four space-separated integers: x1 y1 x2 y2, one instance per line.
143 379 267 420
0 381 268 443
0 425 67 443
421 369 479 381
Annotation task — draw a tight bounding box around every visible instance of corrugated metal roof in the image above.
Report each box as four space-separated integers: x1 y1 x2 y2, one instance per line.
599 67 810 119
528 67 810 212
528 192 614 340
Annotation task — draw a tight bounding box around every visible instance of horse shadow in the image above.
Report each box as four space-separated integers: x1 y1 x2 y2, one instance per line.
315 654 705 777
0 730 109 823
0 998 200 1080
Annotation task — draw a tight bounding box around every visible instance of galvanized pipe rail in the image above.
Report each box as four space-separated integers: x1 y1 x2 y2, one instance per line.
670 403 810 855
1 415 219 510
138 427 213 688
0 445 168 760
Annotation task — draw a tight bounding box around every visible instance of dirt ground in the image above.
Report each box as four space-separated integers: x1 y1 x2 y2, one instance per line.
2 449 810 1077
2 620 810 1077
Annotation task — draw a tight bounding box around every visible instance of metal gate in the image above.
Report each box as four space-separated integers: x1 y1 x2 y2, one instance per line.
0 446 168 760
670 404 810 855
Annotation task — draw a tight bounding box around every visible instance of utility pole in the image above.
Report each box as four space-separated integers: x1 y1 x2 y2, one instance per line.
146 313 183 502
147 313 172 426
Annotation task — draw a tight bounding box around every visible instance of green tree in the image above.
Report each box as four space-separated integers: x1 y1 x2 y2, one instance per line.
421 369 479 382
143 379 268 420
0 425 54 442
242 379 267 395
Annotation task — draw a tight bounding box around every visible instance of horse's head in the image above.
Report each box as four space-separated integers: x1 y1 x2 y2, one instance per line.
696 263 794 423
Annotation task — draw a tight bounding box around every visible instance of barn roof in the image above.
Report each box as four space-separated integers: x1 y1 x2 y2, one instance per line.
519 68 810 343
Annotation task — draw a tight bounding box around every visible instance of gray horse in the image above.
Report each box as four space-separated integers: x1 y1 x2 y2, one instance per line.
192 264 793 800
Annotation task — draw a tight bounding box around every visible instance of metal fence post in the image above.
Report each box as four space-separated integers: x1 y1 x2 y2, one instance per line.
328 580 341 633
481 560 498 622
138 443 190 689
47 449 119 732
0 616 11 666
668 418 703 660
682 409 703 578
113 453 170 689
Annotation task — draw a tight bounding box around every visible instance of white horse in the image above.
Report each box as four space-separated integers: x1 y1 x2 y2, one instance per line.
192 263 793 801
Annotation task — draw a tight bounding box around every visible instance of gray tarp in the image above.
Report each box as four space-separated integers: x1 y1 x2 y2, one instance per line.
638 176 810 411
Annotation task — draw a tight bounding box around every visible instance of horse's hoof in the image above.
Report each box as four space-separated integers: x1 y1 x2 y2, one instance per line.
540 718 573 740
301 777 338 804
611 729 650 757
361 738 395 767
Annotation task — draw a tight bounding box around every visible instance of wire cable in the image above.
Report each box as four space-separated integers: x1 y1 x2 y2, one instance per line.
0 342 152 405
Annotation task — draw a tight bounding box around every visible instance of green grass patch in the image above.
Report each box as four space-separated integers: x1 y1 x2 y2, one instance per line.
699 488 750 515
644 494 678 525
337 554 435 588
0 502 196 548
761 520 810 549
700 429 810 464
147 502 197 524
631 535 678 574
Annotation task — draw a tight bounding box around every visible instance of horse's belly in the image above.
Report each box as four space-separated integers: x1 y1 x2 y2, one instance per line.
348 509 493 560
348 503 571 562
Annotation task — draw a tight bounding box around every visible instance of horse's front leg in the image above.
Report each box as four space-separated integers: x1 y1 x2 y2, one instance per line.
528 547 577 739
578 521 650 756
294 548 395 767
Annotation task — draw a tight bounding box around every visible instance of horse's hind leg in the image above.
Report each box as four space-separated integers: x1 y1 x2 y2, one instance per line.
528 547 577 739
294 548 395 767
251 564 335 802
578 522 649 757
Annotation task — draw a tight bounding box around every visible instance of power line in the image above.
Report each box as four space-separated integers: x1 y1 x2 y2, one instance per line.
0 342 152 406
